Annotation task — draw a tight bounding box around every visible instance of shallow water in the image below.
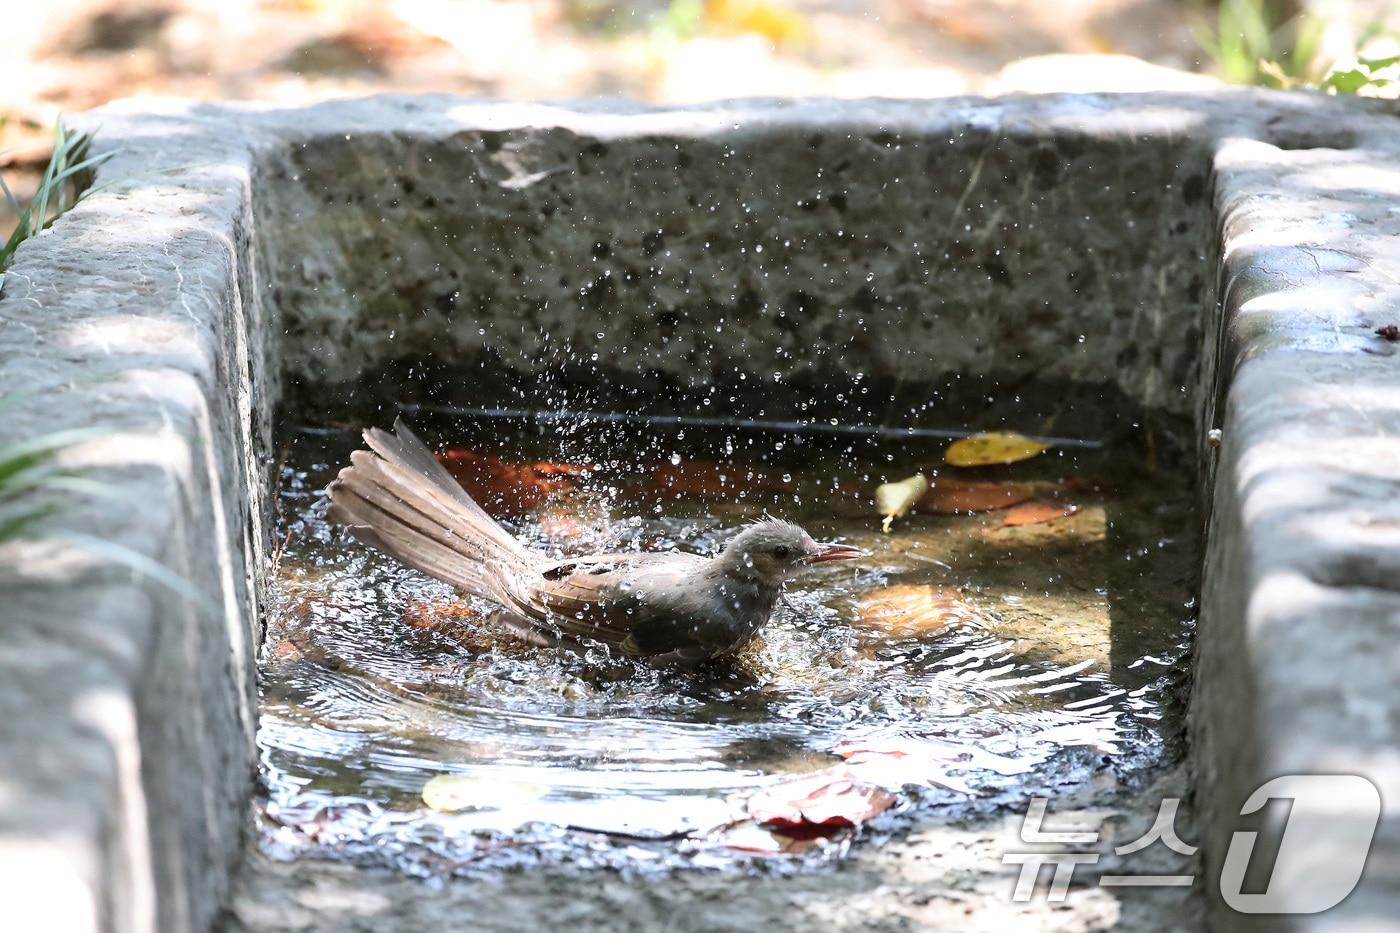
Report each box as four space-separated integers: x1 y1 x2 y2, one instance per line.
254 416 1198 877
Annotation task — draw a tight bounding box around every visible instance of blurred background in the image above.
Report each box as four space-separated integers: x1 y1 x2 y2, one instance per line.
0 0 1396 240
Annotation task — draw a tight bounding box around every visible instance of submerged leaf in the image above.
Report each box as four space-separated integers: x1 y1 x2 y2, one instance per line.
916 477 1035 514
835 734 1033 794
421 774 545 812
747 766 895 834
436 448 588 518
621 459 791 505
402 596 482 629
945 432 1051 467
1002 500 1079 527
875 473 928 533
854 584 976 637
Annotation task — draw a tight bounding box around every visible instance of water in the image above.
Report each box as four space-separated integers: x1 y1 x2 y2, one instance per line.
253 415 1198 878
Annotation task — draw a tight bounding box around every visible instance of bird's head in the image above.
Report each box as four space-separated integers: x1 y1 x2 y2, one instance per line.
719 518 864 584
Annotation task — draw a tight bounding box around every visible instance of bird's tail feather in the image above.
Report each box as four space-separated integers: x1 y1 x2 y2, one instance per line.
328 418 545 617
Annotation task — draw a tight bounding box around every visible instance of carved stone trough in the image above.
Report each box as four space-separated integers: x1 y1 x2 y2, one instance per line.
2 92 1399 931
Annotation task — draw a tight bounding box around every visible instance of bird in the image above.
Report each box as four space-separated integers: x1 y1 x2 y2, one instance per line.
327 419 864 665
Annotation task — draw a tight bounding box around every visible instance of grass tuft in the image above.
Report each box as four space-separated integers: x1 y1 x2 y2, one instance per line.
0 119 113 285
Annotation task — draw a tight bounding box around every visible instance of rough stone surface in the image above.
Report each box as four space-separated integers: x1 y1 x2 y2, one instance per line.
3 91 1400 931
0 112 275 932
1191 135 1400 929
256 96 1215 426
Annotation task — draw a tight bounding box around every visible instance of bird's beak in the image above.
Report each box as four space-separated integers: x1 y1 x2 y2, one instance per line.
809 542 865 563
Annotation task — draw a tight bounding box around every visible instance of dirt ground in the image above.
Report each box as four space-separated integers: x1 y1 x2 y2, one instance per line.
1 0 1217 233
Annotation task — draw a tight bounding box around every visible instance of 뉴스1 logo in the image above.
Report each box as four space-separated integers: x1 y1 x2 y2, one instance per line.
1003 774 1381 913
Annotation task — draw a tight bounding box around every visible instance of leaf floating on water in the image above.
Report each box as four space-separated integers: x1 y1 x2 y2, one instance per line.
747 766 895 834
944 432 1051 467
853 584 975 637
916 477 1036 515
1002 500 1079 527
421 774 546 813
875 473 929 533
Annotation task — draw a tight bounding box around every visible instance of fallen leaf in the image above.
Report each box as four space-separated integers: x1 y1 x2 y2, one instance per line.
535 508 589 541
853 584 976 637
709 820 835 855
917 477 1035 514
402 596 481 629
437 449 589 518
621 459 791 505
421 774 545 812
1058 474 1105 495
875 473 929 533
1002 500 1079 527
747 766 895 834
945 432 1051 467
834 734 1032 794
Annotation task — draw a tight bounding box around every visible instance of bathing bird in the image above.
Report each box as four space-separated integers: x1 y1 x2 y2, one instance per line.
327 419 863 664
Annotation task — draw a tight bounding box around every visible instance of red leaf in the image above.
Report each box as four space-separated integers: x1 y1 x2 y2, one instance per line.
436 449 588 518
747 766 895 835
916 478 1035 514
710 821 835 855
1002 500 1079 527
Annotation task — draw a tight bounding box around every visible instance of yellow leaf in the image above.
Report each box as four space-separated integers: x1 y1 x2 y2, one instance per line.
944 432 1051 467
875 473 928 533
421 774 545 812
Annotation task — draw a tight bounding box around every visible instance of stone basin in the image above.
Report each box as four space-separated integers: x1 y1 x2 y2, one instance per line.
2 91 1400 931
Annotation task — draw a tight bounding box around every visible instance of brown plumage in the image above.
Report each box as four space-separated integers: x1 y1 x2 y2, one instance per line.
327 419 863 664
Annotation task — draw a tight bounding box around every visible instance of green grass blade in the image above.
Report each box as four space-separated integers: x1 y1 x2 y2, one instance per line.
0 427 113 488
0 507 55 542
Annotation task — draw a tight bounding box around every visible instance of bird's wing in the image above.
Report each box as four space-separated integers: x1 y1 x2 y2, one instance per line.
536 553 704 651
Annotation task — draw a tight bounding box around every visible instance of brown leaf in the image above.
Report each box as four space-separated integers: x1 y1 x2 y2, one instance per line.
916 478 1035 514
621 460 791 506
1057 474 1105 495
437 449 588 518
747 766 895 835
1002 500 1079 527
853 584 974 637
272 638 302 659
402 596 482 629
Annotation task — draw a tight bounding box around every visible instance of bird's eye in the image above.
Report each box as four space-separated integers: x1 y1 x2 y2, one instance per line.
773 545 791 559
